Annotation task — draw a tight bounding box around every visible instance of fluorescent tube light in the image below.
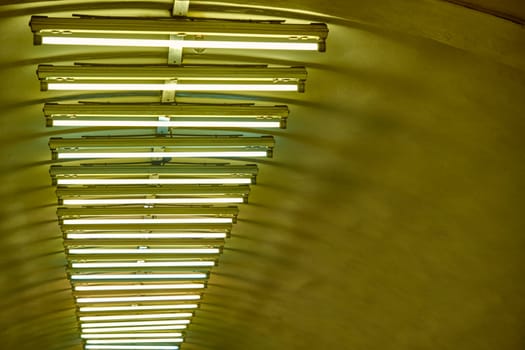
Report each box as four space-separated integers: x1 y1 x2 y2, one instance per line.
81 320 190 328
57 185 248 205
49 164 257 185
56 151 268 159
71 261 215 268
63 197 244 205
72 273 207 280
57 178 252 185
86 339 183 344
44 103 289 129
82 325 187 333
69 248 220 254
30 16 328 51
82 333 183 339
66 233 227 239
86 346 179 350
49 135 274 160
63 218 233 225
46 82 298 92
77 296 200 303
74 283 205 291
42 37 319 51
58 206 237 218
52 119 281 128
80 313 193 322
38 65 307 92
79 304 198 313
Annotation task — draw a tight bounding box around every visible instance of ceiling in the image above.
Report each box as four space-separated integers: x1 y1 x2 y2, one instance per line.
0 1 524 349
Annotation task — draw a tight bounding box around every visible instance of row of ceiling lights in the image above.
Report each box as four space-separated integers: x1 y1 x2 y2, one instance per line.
31 5 328 350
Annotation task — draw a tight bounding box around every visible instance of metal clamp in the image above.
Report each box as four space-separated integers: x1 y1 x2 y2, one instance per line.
173 0 190 16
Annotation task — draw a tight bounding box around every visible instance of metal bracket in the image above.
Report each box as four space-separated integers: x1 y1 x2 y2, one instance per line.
161 79 177 104
159 34 182 109
156 116 170 135
151 147 167 165
168 34 184 65
172 0 190 16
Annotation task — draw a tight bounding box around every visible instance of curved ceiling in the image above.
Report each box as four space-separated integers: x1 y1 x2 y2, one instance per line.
0 1 524 350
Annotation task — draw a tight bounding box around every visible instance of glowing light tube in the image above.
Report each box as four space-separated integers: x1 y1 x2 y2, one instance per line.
86 346 179 350
66 233 227 239
47 82 298 92
82 325 187 333
51 119 282 128
57 178 252 185
74 283 205 291
71 261 215 268
80 313 193 322
71 273 207 280
86 339 183 344
82 333 183 339
79 304 198 313
69 248 220 255
41 37 319 51
77 296 199 303
63 197 244 205
56 151 268 159
81 320 190 328
62 218 233 225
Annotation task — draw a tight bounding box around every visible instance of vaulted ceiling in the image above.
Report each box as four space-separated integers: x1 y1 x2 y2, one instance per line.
0 1 524 350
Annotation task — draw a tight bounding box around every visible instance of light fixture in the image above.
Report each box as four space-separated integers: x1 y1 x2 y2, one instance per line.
81 314 191 322
66 232 228 240
58 206 238 225
86 339 184 344
71 261 216 269
57 184 249 206
81 333 183 339
61 197 244 205
71 273 207 280
74 283 205 291
81 320 191 328
50 164 258 186
85 346 179 350
30 16 328 51
44 103 289 129
63 224 231 231
38 65 307 92
77 295 200 304
64 218 232 225
57 178 251 185
49 136 274 160
68 247 220 255
79 304 198 313
82 325 187 333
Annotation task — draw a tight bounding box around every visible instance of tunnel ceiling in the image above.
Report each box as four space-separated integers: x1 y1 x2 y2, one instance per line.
0 1 524 350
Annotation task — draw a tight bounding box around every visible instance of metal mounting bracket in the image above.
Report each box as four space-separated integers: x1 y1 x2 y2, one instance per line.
173 0 190 17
